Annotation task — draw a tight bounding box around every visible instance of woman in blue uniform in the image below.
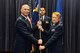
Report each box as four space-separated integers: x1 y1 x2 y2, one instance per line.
38 12 63 53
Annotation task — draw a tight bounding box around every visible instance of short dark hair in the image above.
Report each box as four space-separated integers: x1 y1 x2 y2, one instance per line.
40 7 46 10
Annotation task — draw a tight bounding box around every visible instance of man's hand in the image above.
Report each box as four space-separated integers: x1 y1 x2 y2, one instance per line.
37 20 42 26
38 25 44 31
39 45 45 50
37 21 44 31
38 39 43 45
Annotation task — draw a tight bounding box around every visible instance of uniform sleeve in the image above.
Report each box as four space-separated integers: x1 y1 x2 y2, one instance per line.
44 26 63 48
16 19 38 45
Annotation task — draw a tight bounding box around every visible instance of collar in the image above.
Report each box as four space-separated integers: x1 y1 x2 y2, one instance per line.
21 14 28 20
52 22 59 26
42 15 45 18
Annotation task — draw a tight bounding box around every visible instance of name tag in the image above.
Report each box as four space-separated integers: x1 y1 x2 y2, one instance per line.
51 29 55 32
46 21 49 24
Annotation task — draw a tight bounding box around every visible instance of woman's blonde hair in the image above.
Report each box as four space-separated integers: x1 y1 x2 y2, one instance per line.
52 12 61 18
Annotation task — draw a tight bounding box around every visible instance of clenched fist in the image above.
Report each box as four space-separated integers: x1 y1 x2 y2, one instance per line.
39 45 45 50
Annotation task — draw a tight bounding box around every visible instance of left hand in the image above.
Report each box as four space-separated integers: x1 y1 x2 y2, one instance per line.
37 20 42 26
38 39 43 45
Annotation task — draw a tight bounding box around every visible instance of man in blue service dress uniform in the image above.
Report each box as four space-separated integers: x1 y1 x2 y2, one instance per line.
14 4 42 53
33 7 51 53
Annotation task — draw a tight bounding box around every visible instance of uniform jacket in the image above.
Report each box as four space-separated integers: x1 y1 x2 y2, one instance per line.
14 15 38 53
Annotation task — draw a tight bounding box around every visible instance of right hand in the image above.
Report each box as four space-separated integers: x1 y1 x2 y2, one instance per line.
39 45 45 50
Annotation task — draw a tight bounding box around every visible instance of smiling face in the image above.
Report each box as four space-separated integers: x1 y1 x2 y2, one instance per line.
40 8 46 16
21 4 30 17
52 12 60 24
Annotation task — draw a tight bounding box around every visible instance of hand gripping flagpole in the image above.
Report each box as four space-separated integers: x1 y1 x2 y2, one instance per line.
39 17 42 53
38 0 42 53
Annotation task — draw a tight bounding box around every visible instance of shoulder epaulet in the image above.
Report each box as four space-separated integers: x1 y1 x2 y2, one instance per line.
17 17 22 20
58 23 63 26
55 23 63 29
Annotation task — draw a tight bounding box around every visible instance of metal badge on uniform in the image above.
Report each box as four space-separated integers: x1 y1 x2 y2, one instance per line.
51 29 55 32
46 21 49 24
19 18 22 20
